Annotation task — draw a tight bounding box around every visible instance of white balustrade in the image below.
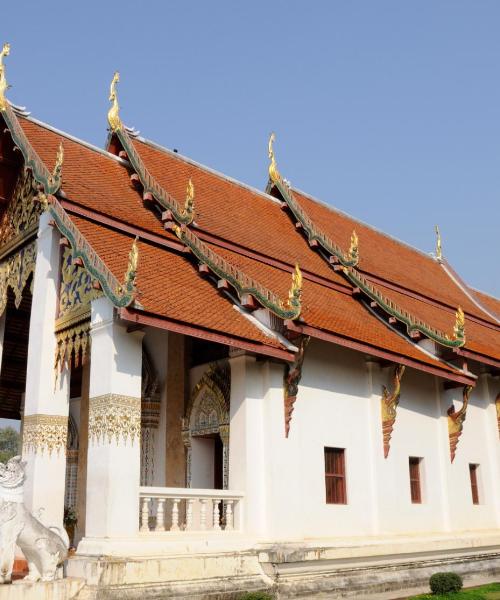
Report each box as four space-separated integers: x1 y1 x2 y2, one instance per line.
138 487 244 533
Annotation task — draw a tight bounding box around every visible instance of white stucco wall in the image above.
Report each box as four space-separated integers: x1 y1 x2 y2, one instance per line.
222 339 500 542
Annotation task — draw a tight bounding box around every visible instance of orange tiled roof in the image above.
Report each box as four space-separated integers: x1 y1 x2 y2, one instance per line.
1 110 497 378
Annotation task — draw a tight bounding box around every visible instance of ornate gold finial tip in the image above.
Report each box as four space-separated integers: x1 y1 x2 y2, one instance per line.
2 43 10 55
435 224 442 259
107 71 122 131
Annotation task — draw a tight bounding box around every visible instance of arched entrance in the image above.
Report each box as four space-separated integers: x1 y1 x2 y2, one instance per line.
182 361 230 490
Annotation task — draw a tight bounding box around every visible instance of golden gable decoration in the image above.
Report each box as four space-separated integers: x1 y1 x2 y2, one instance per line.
54 247 102 371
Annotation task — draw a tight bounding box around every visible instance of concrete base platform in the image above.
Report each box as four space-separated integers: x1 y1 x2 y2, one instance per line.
0 532 499 599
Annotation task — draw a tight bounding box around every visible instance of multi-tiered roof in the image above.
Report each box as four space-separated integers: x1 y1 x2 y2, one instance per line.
1 52 499 389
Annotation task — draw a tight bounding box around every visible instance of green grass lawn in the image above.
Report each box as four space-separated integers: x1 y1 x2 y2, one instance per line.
409 582 500 600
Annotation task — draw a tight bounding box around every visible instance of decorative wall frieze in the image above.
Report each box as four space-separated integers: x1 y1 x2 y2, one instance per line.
380 364 406 458
0 240 36 316
55 320 90 372
496 392 500 439
0 169 41 252
89 394 141 446
447 385 472 463
22 414 68 456
284 335 310 438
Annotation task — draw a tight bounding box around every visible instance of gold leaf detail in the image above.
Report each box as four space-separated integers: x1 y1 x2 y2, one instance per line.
107 71 122 131
22 414 68 456
0 42 10 112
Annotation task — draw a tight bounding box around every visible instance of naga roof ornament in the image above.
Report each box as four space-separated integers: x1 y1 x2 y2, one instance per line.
123 236 139 291
435 224 442 261
0 43 63 194
108 72 122 132
172 224 303 320
453 306 465 343
106 72 194 225
267 132 359 267
0 43 10 112
53 141 64 181
268 133 467 350
185 179 195 220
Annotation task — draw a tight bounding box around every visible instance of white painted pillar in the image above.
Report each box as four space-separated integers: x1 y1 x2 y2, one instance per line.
228 354 267 537
478 373 500 525
23 212 69 529
144 328 168 487
434 378 452 532
84 297 143 540
261 360 303 540
365 359 382 535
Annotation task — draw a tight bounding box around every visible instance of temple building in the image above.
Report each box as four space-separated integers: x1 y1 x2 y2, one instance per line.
0 45 499 599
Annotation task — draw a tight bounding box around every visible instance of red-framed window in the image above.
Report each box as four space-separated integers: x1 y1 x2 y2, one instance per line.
469 464 480 505
409 457 422 504
324 447 347 504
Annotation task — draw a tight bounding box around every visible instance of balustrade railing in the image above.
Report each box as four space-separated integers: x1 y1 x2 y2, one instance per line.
139 487 244 533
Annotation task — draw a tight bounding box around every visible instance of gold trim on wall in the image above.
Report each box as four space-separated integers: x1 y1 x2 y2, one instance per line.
89 394 141 446
22 414 68 456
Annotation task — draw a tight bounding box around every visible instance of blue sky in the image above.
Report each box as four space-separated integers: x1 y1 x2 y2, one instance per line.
1 1 499 296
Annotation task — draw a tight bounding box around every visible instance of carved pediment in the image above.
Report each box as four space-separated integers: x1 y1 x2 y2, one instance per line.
0 169 41 252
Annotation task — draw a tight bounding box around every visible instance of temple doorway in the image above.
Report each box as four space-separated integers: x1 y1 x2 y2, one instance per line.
183 361 230 490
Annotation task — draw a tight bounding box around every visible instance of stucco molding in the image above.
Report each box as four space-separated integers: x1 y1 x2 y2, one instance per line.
22 414 68 456
89 394 141 446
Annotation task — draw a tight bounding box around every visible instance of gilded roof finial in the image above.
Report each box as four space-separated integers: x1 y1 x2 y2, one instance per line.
348 229 359 263
454 306 465 343
183 178 195 223
268 132 280 183
0 42 11 112
287 263 303 313
435 224 442 261
124 236 139 289
53 141 64 180
108 71 122 131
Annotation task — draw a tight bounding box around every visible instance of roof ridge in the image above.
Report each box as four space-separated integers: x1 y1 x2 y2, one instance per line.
109 124 304 322
471 286 500 301
293 185 439 264
133 134 284 207
19 112 129 167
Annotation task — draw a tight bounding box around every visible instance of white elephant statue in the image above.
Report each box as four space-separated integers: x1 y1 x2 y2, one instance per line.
0 456 69 583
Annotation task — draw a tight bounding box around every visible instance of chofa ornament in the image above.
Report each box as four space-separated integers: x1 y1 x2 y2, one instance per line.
0 456 69 583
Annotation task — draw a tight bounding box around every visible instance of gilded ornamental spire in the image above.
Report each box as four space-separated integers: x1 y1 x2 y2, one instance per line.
123 236 139 290
0 42 11 112
108 72 122 131
435 224 442 261
268 132 280 183
183 178 195 223
453 306 465 343
286 263 303 312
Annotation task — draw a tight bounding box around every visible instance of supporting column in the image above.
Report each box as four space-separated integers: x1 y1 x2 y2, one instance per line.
75 361 90 544
228 353 267 536
365 359 381 535
23 212 69 529
83 297 143 544
165 332 186 487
